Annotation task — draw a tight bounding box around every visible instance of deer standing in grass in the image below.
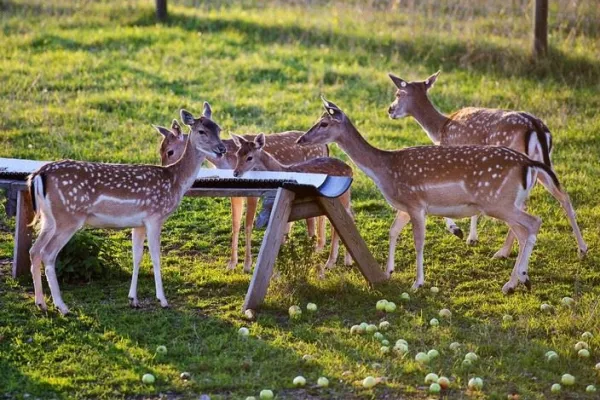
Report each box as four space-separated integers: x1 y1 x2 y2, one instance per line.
28 104 226 314
387 72 587 258
230 133 354 278
158 110 328 273
298 98 577 293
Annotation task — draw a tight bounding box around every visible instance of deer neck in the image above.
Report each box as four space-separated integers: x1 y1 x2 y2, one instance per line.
409 95 449 145
257 151 287 172
335 120 390 184
167 135 205 194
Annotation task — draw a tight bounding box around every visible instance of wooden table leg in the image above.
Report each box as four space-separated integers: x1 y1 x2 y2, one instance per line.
243 188 295 311
12 189 34 278
318 196 388 284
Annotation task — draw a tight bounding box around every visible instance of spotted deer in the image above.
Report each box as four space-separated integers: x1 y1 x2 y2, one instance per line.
158 109 328 273
298 98 578 293
387 71 587 258
230 133 354 278
27 105 226 314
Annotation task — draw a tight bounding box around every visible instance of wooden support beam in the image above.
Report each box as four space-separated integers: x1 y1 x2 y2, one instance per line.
317 197 388 284
243 188 295 311
156 0 167 22
288 198 323 222
12 189 34 278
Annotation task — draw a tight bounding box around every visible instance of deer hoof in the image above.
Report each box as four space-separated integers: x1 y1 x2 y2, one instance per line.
411 281 423 291
492 250 510 259
524 278 532 291
36 301 48 311
466 238 479 246
129 297 140 308
578 247 588 259
451 227 464 240
502 282 516 295
57 304 70 315
159 299 169 308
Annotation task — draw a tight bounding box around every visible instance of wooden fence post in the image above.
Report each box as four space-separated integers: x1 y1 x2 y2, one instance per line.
533 0 548 57
156 0 167 22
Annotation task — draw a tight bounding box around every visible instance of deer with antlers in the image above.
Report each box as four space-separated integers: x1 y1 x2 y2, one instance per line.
27 104 226 314
157 109 328 273
298 98 578 293
387 72 587 258
230 133 354 278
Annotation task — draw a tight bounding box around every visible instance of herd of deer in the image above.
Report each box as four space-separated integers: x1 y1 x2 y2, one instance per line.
27 72 587 315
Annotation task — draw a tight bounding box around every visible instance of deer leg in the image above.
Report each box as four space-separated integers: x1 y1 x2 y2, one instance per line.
409 210 427 290
537 173 588 258
40 220 82 315
30 219 55 311
321 222 339 279
386 210 411 276
493 229 516 259
315 216 327 252
466 215 479 245
227 197 244 271
307 217 316 238
145 221 168 308
444 217 463 239
128 226 146 308
243 197 258 273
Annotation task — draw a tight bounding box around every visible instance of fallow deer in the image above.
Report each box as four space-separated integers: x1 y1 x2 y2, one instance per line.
230 133 354 278
387 72 587 258
27 104 226 314
157 111 328 273
298 98 577 293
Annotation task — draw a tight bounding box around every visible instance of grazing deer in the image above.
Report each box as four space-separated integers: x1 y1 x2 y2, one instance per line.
27 104 226 314
230 133 354 278
157 113 328 273
297 98 577 293
387 72 587 258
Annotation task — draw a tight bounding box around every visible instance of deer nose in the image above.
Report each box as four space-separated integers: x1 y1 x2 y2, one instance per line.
218 144 227 154
233 170 240 177
388 106 393 114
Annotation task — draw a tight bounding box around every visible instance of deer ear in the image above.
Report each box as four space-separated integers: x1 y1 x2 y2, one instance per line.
171 119 182 135
254 133 266 149
320 96 343 120
389 73 407 89
202 102 212 119
180 109 196 126
153 125 172 137
424 71 440 91
229 133 244 147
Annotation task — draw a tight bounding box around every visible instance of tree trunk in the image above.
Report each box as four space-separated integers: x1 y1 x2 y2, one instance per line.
156 0 167 22
533 0 548 57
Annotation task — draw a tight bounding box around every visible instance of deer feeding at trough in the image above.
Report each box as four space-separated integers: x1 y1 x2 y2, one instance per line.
157 106 328 273
297 97 577 294
387 71 587 259
27 104 226 314
230 132 354 278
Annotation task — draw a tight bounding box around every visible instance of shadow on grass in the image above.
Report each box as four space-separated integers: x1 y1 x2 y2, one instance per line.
128 10 600 87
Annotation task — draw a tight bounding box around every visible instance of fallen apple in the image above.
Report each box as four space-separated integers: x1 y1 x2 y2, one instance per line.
238 327 250 337
400 292 410 301
574 341 588 351
259 389 274 399
586 385 597 393
502 314 513 322
379 321 391 331
561 296 575 307
581 331 593 340
438 376 450 389
415 352 430 364
427 349 439 359
577 349 590 358
561 374 575 386
550 383 561 393
430 318 439 327
376 299 389 311
156 345 167 355
468 377 483 390
366 324 378 334
362 376 377 388
385 302 397 312
429 382 441 393
306 303 317 312
293 376 306 387
381 339 390 346
430 286 439 294
439 309 452 318
424 373 439 384
465 352 478 362
449 342 461 352
288 305 302 319
142 373 155 384
317 377 329 387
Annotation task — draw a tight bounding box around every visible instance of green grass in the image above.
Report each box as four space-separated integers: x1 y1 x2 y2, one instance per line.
1 0 600 398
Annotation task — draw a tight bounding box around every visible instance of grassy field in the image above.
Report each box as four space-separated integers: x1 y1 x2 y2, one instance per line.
1 0 600 398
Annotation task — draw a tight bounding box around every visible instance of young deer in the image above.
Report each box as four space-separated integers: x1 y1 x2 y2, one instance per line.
388 72 587 258
28 104 226 314
298 98 576 293
158 114 328 273
230 133 354 278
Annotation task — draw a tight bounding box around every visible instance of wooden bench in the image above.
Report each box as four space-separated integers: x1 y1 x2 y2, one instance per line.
1 158 388 311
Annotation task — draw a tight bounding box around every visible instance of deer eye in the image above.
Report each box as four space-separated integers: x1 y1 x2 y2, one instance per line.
246 156 253 161
167 150 174 157
320 121 329 128
198 130 206 135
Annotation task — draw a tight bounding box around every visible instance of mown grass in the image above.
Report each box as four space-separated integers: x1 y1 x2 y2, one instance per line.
1 0 600 398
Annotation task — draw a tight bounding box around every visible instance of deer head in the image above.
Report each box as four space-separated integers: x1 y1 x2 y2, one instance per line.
157 119 188 165
180 102 226 158
387 71 440 119
231 133 266 177
297 97 348 146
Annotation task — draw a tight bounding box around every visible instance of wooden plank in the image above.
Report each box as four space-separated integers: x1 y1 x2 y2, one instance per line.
156 0 167 22
12 189 34 278
317 197 388 284
185 188 276 198
288 200 323 222
243 188 295 311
